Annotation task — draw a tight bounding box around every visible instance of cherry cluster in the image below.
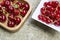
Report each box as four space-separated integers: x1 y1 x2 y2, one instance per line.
38 1 60 26
0 0 29 27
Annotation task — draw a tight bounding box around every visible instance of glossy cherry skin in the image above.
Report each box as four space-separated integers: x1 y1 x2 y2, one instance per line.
8 14 15 21
14 9 20 16
15 17 21 25
54 21 60 26
7 21 15 27
8 5 14 13
38 15 43 20
41 7 46 15
20 10 27 16
16 1 23 8
46 6 55 12
51 1 59 8
5 0 10 6
55 14 60 19
0 14 6 22
23 3 29 10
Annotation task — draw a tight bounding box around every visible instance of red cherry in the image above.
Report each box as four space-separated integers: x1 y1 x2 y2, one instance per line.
40 7 45 15
42 17 47 22
0 14 6 22
57 6 60 11
8 14 15 21
14 9 20 16
38 15 43 20
46 17 51 23
55 14 60 19
7 21 15 27
16 1 23 8
51 1 59 8
5 0 10 6
8 5 14 12
46 6 55 12
44 2 48 7
54 21 60 26
23 3 29 10
45 11 50 16
20 10 27 16
15 17 21 25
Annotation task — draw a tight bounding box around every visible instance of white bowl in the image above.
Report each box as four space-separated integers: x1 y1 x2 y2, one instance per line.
32 0 60 32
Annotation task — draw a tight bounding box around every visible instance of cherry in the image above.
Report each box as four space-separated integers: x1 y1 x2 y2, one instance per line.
8 5 14 12
15 17 21 25
7 21 15 27
5 0 10 6
44 2 48 7
20 10 27 16
54 21 60 26
14 9 20 16
0 14 6 22
38 15 43 20
57 6 60 11
46 17 52 23
16 1 23 8
41 7 45 15
45 11 50 16
51 1 59 8
42 16 47 22
8 14 15 21
46 6 55 12
55 14 60 19
23 3 29 10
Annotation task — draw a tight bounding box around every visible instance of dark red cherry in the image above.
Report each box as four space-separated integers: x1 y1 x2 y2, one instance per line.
15 17 21 25
38 15 43 20
14 9 20 16
23 3 29 10
20 10 27 16
46 6 55 12
54 21 60 26
5 0 10 6
41 7 45 15
44 2 48 7
8 14 15 21
7 21 15 27
0 14 6 22
16 1 23 8
8 5 14 12
51 1 59 8
46 17 52 23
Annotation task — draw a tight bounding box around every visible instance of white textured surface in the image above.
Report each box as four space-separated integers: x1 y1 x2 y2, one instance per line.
0 0 60 40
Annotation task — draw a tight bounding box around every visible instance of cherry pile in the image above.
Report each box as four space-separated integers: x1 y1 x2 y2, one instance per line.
0 0 29 27
38 1 60 26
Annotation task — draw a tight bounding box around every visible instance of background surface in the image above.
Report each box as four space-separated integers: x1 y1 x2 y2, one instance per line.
0 0 60 40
